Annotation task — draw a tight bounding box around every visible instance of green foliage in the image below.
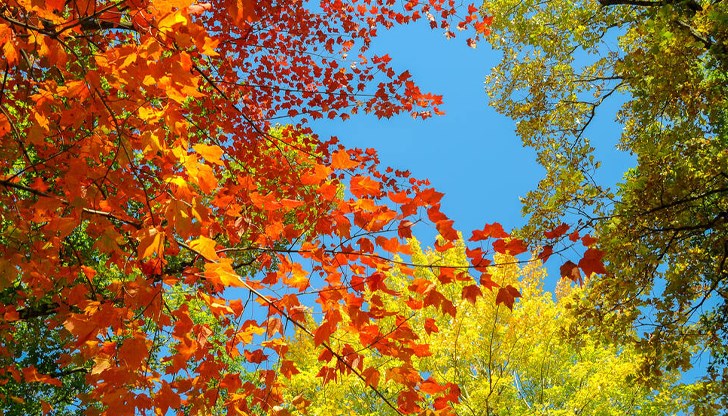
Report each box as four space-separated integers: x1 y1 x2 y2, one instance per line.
481 0 728 405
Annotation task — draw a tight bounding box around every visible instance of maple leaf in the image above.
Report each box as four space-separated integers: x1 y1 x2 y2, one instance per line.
193 143 225 165
350 175 381 198
420 378 448 395
461 284 482 305
581 234 598 247
138 228 165 259
544 223 570 239
204 258 243 287
244 349 268 364
362 367 380 388
537 245 554 262
189 235 219 261
560 260 581 282
495 285 521 310
492 238 528 255
0 113 10 137
578 247 607 277
423 318 439 335
469 222 509 241
331 149 359 169
228 0 258 25
22 367 62 387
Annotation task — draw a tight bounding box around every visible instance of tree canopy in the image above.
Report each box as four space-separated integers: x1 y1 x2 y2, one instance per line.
482 0 728 406
0 0 598 414
281 240 694 415
5 0 718 413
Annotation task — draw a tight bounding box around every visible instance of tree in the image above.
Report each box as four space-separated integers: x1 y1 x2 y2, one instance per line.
480 0 728 405
280 240 694 415
0 0 589 414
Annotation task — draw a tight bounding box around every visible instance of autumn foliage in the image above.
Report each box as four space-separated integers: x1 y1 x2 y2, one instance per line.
0 0 600 414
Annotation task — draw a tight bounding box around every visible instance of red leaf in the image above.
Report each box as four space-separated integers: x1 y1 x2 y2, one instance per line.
495 285 521 310
537 245 553 262
244 349 268 364
544 223 570 239
279 359 301 378
479 274 499 291
362 367 380 388
581 234 598 247
411 343 432 357
578 247 607 276
436 219 458 241
424 318 439 335
398 220 414 239
461 284 482 305
560 260 581 282
568 230 580 242
492 238 528 255
469 222 509 241
376 236 401 254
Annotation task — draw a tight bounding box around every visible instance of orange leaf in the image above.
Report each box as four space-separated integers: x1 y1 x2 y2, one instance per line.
204 258 242 287
412 343 432 357
118 336 149 369
331 149 358 169
193 143 225 165
436 219 458 241
314 321 334 346
420 378 447 395
138 228 165 259
158 11 187 34
0 113 10 137
350 175 381 198
228 0 258 25
284 262 310 291
22 367 62 387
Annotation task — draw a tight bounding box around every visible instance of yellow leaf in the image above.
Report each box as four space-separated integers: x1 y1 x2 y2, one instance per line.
189 235 219 260
193 143 225 165
158 12 187 34
138 228 165 259
138 106 164 121
204 258 243 287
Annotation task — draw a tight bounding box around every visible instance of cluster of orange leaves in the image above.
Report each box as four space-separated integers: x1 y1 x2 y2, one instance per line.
0 0 602 414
